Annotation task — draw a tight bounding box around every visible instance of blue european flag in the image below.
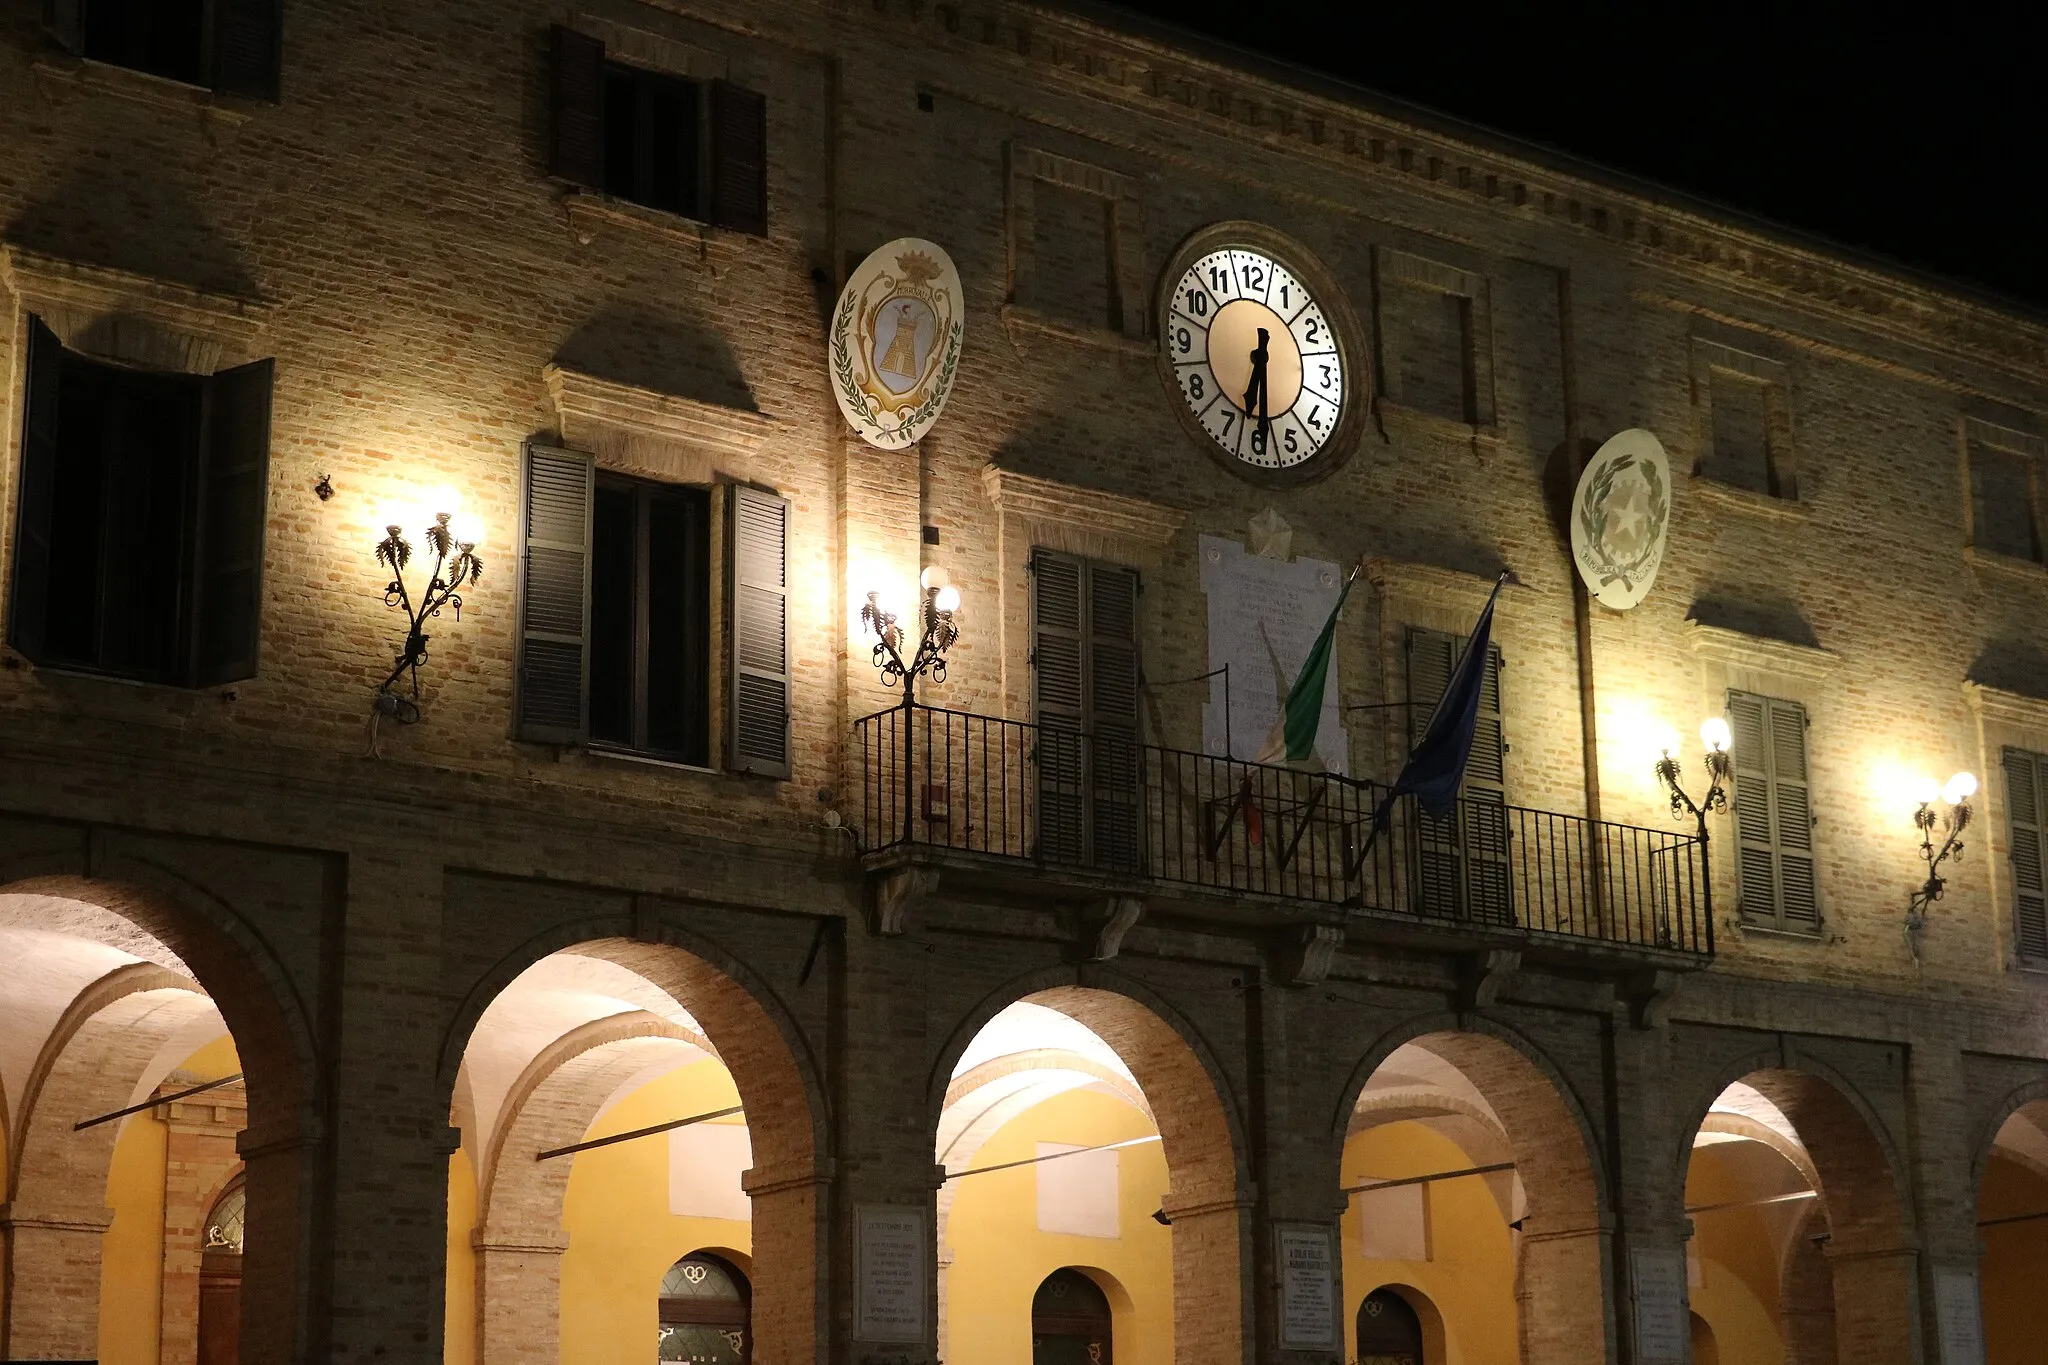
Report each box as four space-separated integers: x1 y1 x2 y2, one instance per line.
1386 575 1506 820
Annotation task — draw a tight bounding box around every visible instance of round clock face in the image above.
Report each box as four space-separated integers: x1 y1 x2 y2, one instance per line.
1161 238 1351 476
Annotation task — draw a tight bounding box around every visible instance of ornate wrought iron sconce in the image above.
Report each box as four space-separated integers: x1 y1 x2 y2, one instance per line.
860 565 960 708
1905 771 1976 964
1651 718 1733 943
372 511 482 725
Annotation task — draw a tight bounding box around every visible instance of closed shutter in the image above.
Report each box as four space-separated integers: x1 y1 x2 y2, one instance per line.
707 81 768 236
727 483 789 778
212 0 282 100
6 316 63 662
1087 562 1141 872
44 0 82 52
2005 748 2048 962
549 25 606 188
1033 551 1088 865
190 358 273 684
1405 627 1509 923
1728 691 1820 930
1031 551 1140 870
516 443 594 743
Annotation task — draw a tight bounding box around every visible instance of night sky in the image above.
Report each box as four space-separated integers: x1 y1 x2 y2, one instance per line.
1090 1 2048 315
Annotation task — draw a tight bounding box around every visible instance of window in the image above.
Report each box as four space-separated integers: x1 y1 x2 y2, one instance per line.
550 26 767 235
514 444 789 777
8 316 272 687
46 0 282 99
1031 1269 1113 1365
1031 550 1139 871
2002 748 2048 963
1727 691 1820 931
1969 441 2041 563
1708 368 1779 495
1375 249 1494 429
1406 627 1508 924
658 1253 750 1365
589 477 711 764
1691 341 1796 500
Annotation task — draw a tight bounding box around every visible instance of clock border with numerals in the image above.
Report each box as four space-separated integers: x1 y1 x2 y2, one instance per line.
1154 221 1367 486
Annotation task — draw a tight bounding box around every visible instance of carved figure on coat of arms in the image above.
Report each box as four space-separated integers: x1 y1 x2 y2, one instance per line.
829 238 965 450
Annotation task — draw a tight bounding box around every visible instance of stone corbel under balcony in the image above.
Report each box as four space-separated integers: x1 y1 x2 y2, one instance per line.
2 245 272 373
1682 619 1838 682
543 364 775 482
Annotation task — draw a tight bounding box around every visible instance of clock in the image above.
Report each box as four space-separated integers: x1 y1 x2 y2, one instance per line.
1156 223 1364 483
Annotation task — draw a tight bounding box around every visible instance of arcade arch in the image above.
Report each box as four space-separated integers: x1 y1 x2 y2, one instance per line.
934 984 1243 1365
443 937 821 1365
1678 1067 1913 1364
0 878 312 1365
1337 1026 1606 1365
1975 1096 2048 1361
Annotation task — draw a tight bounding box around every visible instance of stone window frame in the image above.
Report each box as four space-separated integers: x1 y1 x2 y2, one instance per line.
1001 143 1150 350
1372 246 1497 436
1964 682 2048 972
1958 415 2047 578
1688 337 1800 508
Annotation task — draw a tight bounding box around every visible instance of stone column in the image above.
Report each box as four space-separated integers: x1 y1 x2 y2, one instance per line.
1160 1191 1254 1365
159 1078 249 1365
1903 1034 1976 1364
472 1231 569 1365
1518 1223 1617 1365
1779 1203 1837 1365
0 1202 115 1359
742 1163 833 1365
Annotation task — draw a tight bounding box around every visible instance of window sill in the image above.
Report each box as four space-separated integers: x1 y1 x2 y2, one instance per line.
1734 920 1826 944
1377 400 1501 449
583 744 720 777
1689 476 1809 522
1962 544 2048 584
556 189 749 269
999 304 1153 359
31 53 254 129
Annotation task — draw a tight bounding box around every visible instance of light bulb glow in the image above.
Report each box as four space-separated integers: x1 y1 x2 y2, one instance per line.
934 584 961 614
1943 771 1978 805
1909 777 1942 807
1699 717 1732 754
920 565 950 591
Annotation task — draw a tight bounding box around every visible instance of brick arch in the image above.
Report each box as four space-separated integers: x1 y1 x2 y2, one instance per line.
0 877 319 1365
930 972 1249 1365
1334 1016 1609 1365
1673 1054 1914 1362
1969 1073 2048 1191
440 930 827 1365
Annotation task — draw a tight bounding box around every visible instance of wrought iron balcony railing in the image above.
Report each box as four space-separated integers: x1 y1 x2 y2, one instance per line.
855 704 1712 957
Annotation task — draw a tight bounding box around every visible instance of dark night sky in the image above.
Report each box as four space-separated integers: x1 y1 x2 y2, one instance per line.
1089 1 2048 316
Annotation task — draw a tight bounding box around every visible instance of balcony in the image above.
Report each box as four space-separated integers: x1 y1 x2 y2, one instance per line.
853 705 1712 964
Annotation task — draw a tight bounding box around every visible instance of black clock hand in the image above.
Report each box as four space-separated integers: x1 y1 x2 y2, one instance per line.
1244 327 1272 453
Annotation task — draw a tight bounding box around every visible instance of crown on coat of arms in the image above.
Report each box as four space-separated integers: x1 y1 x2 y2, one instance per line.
896 250 942 283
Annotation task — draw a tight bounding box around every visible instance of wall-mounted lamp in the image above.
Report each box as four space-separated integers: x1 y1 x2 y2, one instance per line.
1905 770 1976 963
1655 717 1733 830
313 472 335 501
372 511 483 724
860 564 960 707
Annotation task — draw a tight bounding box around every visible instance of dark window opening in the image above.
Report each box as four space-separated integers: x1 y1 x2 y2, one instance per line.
9 316 273 688
1971 444 2040 562
81 0 207 85
589 475 711 764
602 61 702 216
49 0 282 99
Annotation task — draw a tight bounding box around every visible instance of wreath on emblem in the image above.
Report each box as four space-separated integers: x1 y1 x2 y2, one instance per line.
1575 451 1668 591
832 274 963 448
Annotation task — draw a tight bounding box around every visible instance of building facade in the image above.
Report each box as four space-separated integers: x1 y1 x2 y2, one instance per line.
3 1 2048 1362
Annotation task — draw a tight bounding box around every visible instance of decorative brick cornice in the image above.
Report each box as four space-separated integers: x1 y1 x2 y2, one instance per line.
980 463 1186 548
898 0 2048 381
1682 619 1838 680
0 245 270 341
543 363 775 454
1965 681 2048 733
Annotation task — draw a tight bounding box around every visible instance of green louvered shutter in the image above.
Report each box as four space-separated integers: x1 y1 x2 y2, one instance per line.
1729 691 1820 930
2005 748 2048 963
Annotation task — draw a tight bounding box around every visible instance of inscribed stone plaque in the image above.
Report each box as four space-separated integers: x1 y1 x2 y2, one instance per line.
1935 1267 1985 1365
1199 534 1348 773
855 1204 927 1342
1276 1223 1337 1348
1629 1246 1688 1363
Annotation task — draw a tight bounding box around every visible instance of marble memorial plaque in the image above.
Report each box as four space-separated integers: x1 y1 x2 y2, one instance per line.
1935 1267 1985 1365
855 1204 927 1342
1199 534 1347 773
1277 1224 1337 1348
1629 1246 1688 1363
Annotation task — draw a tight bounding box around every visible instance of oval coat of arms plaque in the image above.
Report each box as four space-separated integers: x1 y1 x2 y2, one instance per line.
828 238 964 449
1570 428 1671 611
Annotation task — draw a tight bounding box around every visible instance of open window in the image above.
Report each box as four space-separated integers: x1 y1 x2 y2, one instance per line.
46 0 282 98
8 316 272 687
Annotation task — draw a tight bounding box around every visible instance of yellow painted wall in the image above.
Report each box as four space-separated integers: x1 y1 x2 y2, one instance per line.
558 1057 752 1365
944 1086 1172 1365
1979 1153 2048 1364
1683 1145 1786 1365
1341 1121 1514 1365
446 1146 477 1365
99 1034 242 1365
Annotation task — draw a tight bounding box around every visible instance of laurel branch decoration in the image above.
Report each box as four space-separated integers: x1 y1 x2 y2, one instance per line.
1576 451 1668 590
831 288 961 447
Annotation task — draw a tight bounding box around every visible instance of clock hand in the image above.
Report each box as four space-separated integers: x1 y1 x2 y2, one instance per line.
1245 327 1272 453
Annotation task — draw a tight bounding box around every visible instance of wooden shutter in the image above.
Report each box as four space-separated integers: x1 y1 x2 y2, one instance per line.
7 316 64 663
2005 748 2048 962
44 0 82 52
1728 691 1819 929
550 25 606 188
1404 627 1509 922
1032 551 1089 864
707 81 768 236
516 443 594 743
212 0 282 100
727 483 789 777
189 358 273 685
1087 561 1141 871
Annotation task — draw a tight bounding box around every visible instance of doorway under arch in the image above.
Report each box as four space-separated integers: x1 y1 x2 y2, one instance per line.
658 1251 752 1364
1355 1286 1425 1364
1974 1096 2048 1360
442 937 821 1365
1032 1267 1114 1365
935 983 1241 1365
